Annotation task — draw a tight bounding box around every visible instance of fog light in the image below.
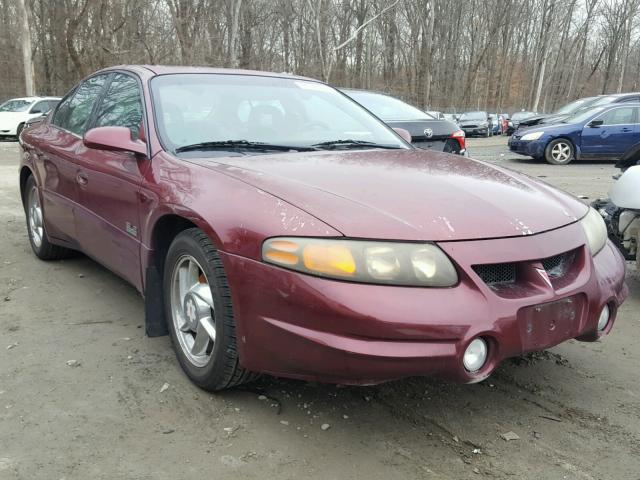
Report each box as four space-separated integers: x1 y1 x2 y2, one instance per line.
597 305 610 331
463 338 488 372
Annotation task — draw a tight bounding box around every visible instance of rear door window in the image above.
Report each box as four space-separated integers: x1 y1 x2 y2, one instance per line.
93 73 144 139
52 74 108 136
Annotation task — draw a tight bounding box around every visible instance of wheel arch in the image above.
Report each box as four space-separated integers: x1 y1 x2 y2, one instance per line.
144 212 218 338
19 166 35 210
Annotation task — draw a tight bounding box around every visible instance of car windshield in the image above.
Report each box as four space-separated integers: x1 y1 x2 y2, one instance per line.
511 111 535 120
459 111 486 121
151 74 408 153
0 99 32 113
554 97 597 115
563 106 607 124
345 91 433 121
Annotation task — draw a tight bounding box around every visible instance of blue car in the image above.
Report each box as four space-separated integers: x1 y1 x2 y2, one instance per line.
508 103 640 164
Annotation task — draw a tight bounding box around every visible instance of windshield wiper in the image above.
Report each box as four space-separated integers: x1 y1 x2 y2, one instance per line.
175 140 317 153
312 139 402 150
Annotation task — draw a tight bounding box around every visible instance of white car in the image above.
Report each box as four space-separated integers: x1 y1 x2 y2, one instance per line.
0 97 61 138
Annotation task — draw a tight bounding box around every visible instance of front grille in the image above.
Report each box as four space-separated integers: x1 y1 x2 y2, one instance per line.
473 263 516 286
542 250 576 278
473 249 578 290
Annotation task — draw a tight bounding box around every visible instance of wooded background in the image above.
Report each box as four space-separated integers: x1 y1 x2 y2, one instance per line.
1 0 639 114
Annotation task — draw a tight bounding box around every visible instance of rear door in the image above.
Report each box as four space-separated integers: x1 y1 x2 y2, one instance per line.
580 106 637 158
36 74 109 243
73 72 149 289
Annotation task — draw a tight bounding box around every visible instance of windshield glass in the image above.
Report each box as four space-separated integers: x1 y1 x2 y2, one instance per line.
0 99 32 113
554 97 596 115
151 74 407 152
511 111 535 120
345 91 432 121
459 111 486 121
564 106 607 124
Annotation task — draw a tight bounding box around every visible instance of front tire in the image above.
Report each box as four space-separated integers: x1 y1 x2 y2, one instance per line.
24 176 72 260
16 123 24 139
163 228 257 391
545 138 575 165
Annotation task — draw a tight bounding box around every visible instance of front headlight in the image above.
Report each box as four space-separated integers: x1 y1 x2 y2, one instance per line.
262 237 458 287
521 131 544 141
579 207 607 255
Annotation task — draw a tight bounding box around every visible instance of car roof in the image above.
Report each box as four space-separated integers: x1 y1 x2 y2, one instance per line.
97 65 319 83
600 92 640 98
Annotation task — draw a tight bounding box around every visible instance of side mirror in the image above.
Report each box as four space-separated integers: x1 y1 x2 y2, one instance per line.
30 108 43 114
84 126 147 155
392 127 412 143
588 119 604 128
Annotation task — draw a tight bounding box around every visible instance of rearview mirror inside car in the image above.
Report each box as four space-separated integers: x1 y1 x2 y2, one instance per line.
84 126 147 155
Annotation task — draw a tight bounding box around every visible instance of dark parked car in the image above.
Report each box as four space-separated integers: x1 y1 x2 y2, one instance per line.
508 103 640 164
458 111 492 137
518 97 598 128
19 66 626 391
343 89 466 155
507 111 537 135
519 93 640 130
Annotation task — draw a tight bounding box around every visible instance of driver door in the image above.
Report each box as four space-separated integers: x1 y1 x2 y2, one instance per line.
581 106 637 159
73 72 149 290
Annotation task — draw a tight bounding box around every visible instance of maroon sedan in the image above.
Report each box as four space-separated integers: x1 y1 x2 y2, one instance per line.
19 66 627 391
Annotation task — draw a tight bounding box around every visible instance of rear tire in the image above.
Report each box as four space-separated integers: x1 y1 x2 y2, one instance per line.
544 138 574 165
163 228 258 391
24 176 73 260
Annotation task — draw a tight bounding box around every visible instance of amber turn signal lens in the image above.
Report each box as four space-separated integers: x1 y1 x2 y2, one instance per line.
263 239 301 266
303 244 356 277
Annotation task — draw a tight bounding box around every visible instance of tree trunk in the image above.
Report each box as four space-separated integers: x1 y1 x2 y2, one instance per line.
18 0 35 95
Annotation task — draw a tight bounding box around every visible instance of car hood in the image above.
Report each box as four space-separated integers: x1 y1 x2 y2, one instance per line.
192 149 587 241
514 123 576 135
459 120 487 126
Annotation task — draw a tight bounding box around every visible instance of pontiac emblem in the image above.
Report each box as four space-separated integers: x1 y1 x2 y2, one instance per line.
424 128 433 138
535 267 552 288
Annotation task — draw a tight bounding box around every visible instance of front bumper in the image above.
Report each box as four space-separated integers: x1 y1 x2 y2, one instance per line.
508 137 546 158
462 127 488 136
221 223 627 385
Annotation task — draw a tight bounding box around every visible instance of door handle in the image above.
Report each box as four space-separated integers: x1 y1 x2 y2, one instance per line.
76 172 88 186
621 128 632 132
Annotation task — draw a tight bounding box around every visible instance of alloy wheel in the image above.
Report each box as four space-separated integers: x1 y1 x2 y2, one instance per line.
551 141 571 163
170 255 217 367
28 186 43 249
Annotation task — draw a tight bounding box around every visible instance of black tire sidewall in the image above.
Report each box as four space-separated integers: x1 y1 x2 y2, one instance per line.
545 138 574 165
25 176 44 256
16 123 24 138
163 230 233 388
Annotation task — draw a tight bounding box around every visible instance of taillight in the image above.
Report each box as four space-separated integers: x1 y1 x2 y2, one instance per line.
450 129 466 153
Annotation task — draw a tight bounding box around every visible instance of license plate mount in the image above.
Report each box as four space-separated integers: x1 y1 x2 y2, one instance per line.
518 295 584 351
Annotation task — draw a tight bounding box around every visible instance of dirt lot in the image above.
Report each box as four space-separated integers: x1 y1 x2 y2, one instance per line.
1 136 639 480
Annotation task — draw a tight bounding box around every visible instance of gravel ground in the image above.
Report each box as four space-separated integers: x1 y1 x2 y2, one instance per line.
1 136 639 480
